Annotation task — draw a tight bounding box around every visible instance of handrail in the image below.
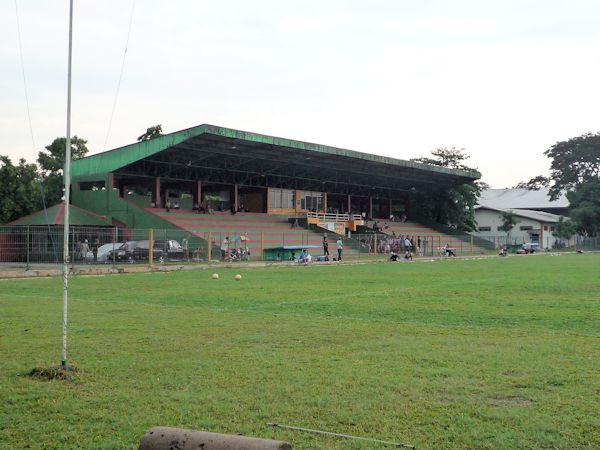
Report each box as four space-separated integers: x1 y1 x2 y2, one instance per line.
306 212 362 222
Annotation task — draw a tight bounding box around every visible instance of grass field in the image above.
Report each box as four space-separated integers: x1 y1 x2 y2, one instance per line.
1 254 599 449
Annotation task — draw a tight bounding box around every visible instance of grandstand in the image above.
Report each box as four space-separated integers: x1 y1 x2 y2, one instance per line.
53 123 481 259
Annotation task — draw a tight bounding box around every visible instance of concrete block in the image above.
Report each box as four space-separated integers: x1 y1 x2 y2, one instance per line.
139 427 292 450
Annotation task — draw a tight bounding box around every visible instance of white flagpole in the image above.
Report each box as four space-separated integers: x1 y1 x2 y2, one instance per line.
61 0 73 369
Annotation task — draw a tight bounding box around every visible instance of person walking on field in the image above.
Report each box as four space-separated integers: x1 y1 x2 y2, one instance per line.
336 237 343 261
323 236 329 256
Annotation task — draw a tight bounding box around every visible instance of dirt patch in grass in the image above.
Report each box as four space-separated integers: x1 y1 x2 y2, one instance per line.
27 365 79 382
488 395 534 407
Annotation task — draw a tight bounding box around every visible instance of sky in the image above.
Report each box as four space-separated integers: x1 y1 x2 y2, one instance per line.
2 0 600 188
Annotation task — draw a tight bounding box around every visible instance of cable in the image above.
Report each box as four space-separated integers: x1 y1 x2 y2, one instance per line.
103 0 137 151
14 0 36 151
14 0 58 263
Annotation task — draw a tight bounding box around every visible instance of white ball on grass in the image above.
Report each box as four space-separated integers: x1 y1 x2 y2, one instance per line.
234 274 242 281
212 273 219 279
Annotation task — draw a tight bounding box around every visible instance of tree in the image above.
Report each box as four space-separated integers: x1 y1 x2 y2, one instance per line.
37 136 89 173
544 132 600 200
566 179 600 236
410 148 482 231
514 175 550 190
0 156 43 223
37 136 89 206
412 147 473 171
499 211 519 243
554 216 577 241
137 125 163 142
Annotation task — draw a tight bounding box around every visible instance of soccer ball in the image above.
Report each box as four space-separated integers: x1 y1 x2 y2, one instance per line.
212 273 219 279
234 274 242 281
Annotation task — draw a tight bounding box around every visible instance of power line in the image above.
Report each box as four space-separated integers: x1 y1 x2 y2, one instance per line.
14 0 58 261
103 0 137 151
14 0 36 151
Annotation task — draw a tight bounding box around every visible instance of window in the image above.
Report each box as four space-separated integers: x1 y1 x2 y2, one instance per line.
520 226 533 231
300 191 323 211
543 225 548 231
79 180 105 191
497 226 504 231
478 226 491 232
550 226 555 232
269 189 295 209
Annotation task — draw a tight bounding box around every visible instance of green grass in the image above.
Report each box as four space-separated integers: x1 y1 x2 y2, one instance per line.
1 254 599 449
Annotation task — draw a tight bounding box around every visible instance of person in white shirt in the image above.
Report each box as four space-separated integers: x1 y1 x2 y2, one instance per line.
336 238 344 261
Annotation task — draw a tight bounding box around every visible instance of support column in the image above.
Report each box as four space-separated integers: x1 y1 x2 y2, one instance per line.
119 184 126 199
369 196 373 219
108 173 115 191
233 184 239 212
347 195 351 215
154 177 161 207
323 193 327 213
389 198 393 218
193 181 202 206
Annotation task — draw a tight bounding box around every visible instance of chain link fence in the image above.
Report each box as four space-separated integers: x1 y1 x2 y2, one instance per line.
0 226 595 269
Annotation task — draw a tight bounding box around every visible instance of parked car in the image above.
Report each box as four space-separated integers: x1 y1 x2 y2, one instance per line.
517 242 539 254
130 239 184 262
97 242 126 263
106 241 138 263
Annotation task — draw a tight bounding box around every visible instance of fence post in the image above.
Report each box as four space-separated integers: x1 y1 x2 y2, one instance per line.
25 226 30 270
149 228 154 270
470 235 474 255
71 227 76 270
207 231 212 261
260 232 264 261
113 227 117 269
374 233 378 256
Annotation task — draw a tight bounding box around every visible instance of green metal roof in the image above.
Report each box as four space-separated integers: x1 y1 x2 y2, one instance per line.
72 124 480 181
9 204 112 226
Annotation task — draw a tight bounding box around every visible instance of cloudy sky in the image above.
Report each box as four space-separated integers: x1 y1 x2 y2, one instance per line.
2 0 599 187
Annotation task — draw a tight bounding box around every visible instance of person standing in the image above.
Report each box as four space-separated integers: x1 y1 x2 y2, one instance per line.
323 236 329 256
80 239 90 264
182 235 190 261
336 237 343 261
165 198 171 212
221 236 229 260
92 237 99 263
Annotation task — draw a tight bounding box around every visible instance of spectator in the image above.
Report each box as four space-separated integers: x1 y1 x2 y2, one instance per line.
182 235 190 261
92 237 99 263
80 239 90 263
443 243 456 257
298 249 312 264
323 236 329 256
336 237 344 261
404 236 412 253
165 198 171 212
221 236 230 260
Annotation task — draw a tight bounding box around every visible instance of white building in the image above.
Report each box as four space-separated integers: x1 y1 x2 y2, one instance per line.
474 207 563 249
478 188 569 214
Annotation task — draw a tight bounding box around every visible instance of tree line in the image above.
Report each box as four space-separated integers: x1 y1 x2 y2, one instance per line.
514 132 600 237
0 125 163 224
